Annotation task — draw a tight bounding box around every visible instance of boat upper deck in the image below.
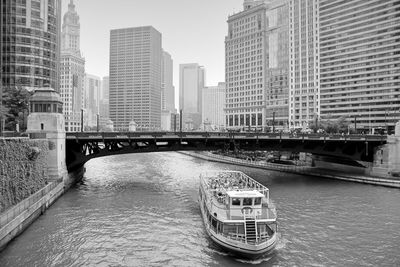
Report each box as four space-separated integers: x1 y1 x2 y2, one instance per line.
200 171 277 222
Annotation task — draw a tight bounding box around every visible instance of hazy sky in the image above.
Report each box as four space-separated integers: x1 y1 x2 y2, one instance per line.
62 0 243 89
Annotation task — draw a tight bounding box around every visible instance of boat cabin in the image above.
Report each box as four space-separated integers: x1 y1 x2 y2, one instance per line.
226 190 264 218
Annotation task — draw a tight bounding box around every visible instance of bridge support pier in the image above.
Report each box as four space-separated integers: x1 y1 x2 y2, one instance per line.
27 88 68 182
371 121 400 178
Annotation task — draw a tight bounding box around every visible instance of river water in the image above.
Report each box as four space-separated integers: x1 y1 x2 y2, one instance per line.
1 152 400 266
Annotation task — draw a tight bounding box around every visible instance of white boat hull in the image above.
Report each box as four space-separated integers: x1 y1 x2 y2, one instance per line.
199 196 277 259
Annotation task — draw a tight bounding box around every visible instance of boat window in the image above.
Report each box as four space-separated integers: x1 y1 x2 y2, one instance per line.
254 197 262 205
243 198 252 206
232 198 241 206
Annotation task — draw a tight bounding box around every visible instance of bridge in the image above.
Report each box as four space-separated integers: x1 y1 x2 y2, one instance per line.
65 131 387 171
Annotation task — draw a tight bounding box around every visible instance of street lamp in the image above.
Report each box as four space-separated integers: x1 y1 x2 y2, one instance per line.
354 115 357 134
80 108 84 132
272 111 276 133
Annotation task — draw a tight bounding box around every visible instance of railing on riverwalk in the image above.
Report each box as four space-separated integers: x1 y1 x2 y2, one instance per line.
196 151 313 175
0 180 62 229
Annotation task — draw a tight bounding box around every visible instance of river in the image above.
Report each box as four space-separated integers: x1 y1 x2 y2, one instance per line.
1 152 400 266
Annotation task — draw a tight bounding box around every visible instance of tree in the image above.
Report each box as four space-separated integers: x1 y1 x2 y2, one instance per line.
313 116 352 134
1 86 32 132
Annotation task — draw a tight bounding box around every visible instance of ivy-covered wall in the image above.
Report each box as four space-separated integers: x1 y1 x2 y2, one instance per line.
0 138 50 213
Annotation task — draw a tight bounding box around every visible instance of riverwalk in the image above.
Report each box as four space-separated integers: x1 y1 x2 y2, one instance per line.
180 151 400 188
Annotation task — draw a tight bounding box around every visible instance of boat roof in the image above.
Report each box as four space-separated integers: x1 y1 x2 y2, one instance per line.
226 190 264 198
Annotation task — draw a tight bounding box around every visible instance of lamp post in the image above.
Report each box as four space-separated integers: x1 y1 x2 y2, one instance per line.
354 115 357 134
81 108 84 132
385 110 388 134
272 111 275 133
96 114 99 132
180 109 183 132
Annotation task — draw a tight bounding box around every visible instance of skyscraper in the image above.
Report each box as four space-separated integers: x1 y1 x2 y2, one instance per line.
110 26 162 131
99 76 110 127
289 0 320 128
85 74 101 128
265 0 290 130
319 0 400 133
226 0 289 131
60 0 85 132
202 82 226 130
179 63 205 130
162 51 175 113
0 0 62 91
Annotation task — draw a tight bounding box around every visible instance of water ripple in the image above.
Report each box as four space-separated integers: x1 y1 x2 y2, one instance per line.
1 152 400 267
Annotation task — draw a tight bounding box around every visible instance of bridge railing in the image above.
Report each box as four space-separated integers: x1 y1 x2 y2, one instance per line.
66 131 387 142
0 180 62 229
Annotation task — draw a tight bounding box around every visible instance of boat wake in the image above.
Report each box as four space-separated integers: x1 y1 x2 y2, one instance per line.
235 256 274 265
275 233 288 250
235 233 287 264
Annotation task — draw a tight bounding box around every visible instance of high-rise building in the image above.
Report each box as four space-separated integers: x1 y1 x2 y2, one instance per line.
160 51 175 131
226 0 289 131
99 76 110 128
110 26 162 131
179 63 205 130
265 0 290 130
85 74 101 128
0 0 62 91
202 82 226 130
60 0 85 132
162 51 175 113
319 0 400 133
289 0 320 128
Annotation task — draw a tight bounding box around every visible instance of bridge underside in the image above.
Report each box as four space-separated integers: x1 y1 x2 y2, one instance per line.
65 136 383 172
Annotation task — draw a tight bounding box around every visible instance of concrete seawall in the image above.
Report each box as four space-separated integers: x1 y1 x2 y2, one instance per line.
181 151 400 188
0 181 64 250
0 138 82 252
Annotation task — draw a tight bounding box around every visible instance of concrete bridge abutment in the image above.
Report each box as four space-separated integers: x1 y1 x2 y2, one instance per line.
371 121 400 178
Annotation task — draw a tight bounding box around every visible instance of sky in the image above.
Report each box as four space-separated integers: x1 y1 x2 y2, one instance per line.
61 0 243 92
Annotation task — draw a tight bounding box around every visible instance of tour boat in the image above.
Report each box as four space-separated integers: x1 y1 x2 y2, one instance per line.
199 171 278 259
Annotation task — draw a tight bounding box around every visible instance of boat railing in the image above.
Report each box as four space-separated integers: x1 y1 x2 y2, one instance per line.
200 171 270 200
208 200 277 221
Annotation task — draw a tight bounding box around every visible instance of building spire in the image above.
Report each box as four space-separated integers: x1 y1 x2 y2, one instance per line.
68 0 75 11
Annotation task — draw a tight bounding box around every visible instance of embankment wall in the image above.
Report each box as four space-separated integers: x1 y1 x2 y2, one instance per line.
0 138 50 213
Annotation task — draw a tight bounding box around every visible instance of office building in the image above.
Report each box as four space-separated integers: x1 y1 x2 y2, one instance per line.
99 76 110 129
60 0 85 132
110 26 162 131
160 51 175 131
289 0 320 128
226 0 289 131
0 0 62 91
202 82 226 130
319 0 400 133
85 74 101 128
265 0 290 130
162 51 175 113
179 63 205 130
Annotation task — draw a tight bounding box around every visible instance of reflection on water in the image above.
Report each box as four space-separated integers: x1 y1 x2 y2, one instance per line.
1 152 400 266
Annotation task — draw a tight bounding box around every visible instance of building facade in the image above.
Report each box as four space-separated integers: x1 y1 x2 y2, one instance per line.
265 0 290 131
162 51 175 113
84 74 101 128
202 82 226 131
0 0 62 91
319 0 400 133
60 0 85 132
289 0 320 129
160 51 175 131
179 63 205 130
226 0 290 131
110 26 162 131
99 76 110 129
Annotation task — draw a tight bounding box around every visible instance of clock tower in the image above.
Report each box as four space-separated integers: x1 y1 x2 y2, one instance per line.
60 0 86 132
61 0 81 52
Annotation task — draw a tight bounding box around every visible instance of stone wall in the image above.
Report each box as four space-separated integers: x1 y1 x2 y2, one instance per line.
0 138 50 213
